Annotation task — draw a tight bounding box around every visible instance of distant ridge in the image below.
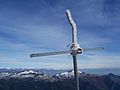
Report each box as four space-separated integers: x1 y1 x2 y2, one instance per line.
0 68 120 75
0 69 120 90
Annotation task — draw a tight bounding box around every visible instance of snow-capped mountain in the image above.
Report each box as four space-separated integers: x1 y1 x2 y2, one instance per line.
13 70 48 78
0 69 84 79
0 72 14 78
17 70 38 75
0 69 120 90
0 70 49 79
54 70 83 78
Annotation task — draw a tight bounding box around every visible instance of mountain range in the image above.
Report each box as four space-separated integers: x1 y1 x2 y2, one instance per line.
0 69 120 90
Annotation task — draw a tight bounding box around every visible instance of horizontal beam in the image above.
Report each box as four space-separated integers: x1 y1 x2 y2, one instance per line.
30 50 71 58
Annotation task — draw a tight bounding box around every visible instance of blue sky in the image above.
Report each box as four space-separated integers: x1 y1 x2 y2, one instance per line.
0 0 120 69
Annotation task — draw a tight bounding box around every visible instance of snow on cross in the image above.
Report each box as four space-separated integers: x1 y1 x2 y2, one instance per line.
30 9 104 90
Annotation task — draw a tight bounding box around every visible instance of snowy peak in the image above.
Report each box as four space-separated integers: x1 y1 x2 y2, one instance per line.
17 70 38 75
54 70 82 78
14 70 48 78
60 70 82 76
0 70 49 79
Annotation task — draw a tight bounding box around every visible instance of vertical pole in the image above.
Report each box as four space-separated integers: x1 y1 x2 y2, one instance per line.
73 55 80 90
65 9 77 44
65 9 80 90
